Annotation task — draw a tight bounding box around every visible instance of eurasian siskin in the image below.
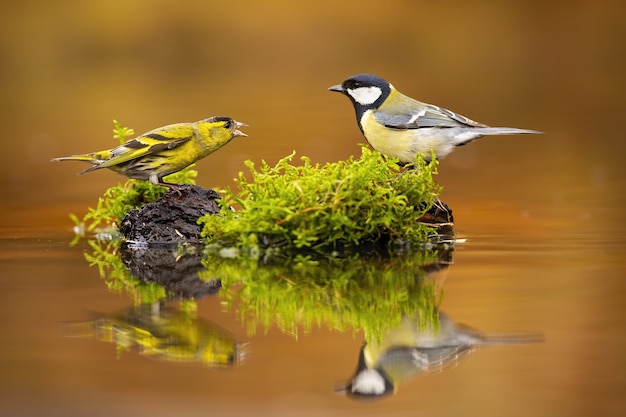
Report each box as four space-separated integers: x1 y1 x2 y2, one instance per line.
52 116 247 187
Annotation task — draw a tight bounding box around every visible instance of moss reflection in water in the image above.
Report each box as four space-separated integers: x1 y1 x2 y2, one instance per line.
75 241 541 398
83 238 451 342
85 240 221 303
201 247 451 341
85 240 167 304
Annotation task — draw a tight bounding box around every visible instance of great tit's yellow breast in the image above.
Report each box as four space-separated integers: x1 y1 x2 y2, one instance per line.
360 111 417 163
365 318 426 363
361 111 459 162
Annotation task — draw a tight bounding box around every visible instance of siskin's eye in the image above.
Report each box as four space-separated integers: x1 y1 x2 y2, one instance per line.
223 120 232 129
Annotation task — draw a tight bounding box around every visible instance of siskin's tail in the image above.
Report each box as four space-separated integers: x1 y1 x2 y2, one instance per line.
51 151 111 174
51 154 98 163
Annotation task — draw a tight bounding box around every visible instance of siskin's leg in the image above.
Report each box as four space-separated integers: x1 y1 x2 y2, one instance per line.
149 173 182 190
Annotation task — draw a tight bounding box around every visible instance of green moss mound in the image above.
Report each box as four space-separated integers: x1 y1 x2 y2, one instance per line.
200 147 442 251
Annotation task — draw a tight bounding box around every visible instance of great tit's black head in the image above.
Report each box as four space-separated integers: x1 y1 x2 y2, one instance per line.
329 73 392 112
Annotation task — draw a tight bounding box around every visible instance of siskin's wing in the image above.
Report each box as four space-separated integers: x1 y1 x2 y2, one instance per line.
87 124 195 171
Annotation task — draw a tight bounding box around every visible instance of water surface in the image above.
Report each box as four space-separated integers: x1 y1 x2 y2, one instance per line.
1 1 625 416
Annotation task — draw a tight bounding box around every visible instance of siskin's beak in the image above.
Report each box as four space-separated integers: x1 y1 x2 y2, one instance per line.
233 120 248 137
328 84 345 93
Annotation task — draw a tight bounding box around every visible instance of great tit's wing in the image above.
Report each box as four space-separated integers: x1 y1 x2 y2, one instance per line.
95 124 194 169
413 345 476 373
374 104 489 130
377 345 475 376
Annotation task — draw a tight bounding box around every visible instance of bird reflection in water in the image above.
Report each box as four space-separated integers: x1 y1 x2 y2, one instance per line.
62 302 246 368
338 311 543 400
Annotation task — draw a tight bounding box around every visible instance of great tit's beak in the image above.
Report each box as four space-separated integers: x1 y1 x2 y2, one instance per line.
233 120 248 138
328 84 345 93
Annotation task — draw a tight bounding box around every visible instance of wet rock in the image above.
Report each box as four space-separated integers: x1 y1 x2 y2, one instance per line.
120 184 221 244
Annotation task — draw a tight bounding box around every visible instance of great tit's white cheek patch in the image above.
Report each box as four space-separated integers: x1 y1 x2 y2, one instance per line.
347 86 382 106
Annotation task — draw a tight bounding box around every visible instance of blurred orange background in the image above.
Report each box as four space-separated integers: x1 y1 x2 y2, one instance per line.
0 0 624 234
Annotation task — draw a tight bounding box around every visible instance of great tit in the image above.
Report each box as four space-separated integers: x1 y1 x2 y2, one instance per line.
329 74 542 164
337 311 543 400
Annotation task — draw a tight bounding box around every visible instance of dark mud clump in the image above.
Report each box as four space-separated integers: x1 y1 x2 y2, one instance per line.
120 184 221 244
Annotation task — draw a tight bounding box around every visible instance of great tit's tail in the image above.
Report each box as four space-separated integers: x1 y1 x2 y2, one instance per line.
451 127 543 147
475 127 544 136
454 321 545 345
480 332 545 345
